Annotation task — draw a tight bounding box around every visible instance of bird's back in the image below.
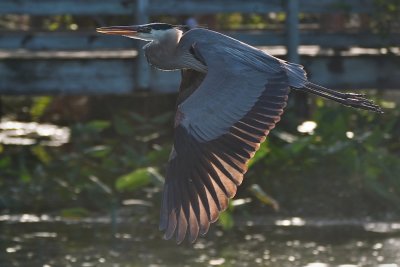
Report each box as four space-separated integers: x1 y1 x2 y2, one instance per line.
179 28 307 88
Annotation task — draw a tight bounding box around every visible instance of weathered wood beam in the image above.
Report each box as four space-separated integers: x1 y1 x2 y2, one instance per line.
228 31 400 48
1 31 398 50
152 0 375 14
0 31 136 50
0 58 135 94
0 0 135 15
0 55 398 94
135 0 151 89
0 0 374 15
148 0 284 15
303 55 400 90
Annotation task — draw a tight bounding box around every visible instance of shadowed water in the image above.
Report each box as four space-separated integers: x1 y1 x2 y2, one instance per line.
1 214 400 267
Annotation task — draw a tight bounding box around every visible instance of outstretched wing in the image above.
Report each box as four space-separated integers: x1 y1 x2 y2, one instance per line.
160 34 290 244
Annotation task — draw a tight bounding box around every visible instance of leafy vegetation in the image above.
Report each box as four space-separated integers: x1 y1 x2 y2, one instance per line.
372 0 400 37
0 94 399 225
0 95 173 214
246 97 400 217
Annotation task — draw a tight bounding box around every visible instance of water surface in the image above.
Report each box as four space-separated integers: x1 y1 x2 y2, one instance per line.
1 214 400 267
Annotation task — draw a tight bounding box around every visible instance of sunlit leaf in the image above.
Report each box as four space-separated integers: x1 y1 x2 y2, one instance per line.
87 120 111 132
115 167 153 192
20 168 31 183
30 96 52 120
324 140 350 155
88 175 113 195
128 112 146 123
219 209 234 230
147 167 164 186
31 146 52 165
0 156 11 168
136 132 160 142
380 100 396 109
49 22 59 31
249 184 279 211
84 145 111 158
146 146 170 164
231 198 252 207
288 136 313 155
150 112 173 124
271 130 298 143
113 116 135 135
248 142 270 167
60 207 90 219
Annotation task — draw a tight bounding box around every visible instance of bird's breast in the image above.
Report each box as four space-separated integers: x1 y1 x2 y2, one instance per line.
144 44 207 72
144 51 176 71
143 43 181 71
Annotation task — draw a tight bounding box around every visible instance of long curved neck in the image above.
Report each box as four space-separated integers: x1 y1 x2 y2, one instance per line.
143 29 183 71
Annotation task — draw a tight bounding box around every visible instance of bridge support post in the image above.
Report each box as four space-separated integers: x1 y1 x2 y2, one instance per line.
286 0 308 117
135 0 150 90
286 0 300 63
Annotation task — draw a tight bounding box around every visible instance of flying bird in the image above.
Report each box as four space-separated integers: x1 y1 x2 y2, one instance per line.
96 23 382 244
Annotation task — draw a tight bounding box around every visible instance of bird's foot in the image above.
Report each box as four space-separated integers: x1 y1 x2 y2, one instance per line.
344 97 383 113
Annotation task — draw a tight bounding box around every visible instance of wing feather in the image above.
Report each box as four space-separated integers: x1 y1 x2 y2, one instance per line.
160 30 291 243
188 180 210 236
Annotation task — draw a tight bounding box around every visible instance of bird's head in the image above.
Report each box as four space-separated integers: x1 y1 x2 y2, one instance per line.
96 23 187 42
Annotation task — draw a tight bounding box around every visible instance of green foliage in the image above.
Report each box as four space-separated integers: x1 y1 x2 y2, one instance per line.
86 120 111 132
372 0 400 37
219 208 235 230
249 184 279 211
116 167 159 192
60 207 90 218
30 97 52 120
44 15 79 31
0 96 174 212
248 98 400 214
0 95 399 220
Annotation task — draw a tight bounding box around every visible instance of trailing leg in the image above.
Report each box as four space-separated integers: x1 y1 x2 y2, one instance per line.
297 82 383 113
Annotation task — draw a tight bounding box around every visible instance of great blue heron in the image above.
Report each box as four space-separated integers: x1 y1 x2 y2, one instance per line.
96 23 382 244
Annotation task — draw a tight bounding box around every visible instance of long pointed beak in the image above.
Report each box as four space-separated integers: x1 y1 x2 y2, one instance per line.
96 26 139 36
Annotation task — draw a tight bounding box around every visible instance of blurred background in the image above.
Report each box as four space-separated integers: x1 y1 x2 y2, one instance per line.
1 0 400 266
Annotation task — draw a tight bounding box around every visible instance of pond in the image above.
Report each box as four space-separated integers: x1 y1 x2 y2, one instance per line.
1 214 400 267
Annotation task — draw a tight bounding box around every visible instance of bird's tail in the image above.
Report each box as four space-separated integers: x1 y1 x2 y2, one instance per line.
299 82 383 113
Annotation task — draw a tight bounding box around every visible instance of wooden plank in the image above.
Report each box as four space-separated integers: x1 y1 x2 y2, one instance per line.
149 0 284 14
299 32 400 48
303 55 400 90
0 31 136 50
0 0 374 15
0 59 135 94
229 31 400 48
0 50 138 59
135 0 151 89
0 57 180 94
0 0 136 15
297 0 374 13
0 0 284 15
0 56 398 95
1 31 398 50
2 46 393 59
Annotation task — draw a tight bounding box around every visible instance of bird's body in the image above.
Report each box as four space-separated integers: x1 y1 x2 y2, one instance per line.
97 23 382 244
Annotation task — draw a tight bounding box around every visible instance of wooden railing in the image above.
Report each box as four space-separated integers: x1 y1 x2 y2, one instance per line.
0 0 399 94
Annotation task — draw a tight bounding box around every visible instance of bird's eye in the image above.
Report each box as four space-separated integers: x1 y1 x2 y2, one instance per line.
140 27 152 33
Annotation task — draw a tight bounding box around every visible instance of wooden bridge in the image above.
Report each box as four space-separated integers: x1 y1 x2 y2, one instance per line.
0 0 399 94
